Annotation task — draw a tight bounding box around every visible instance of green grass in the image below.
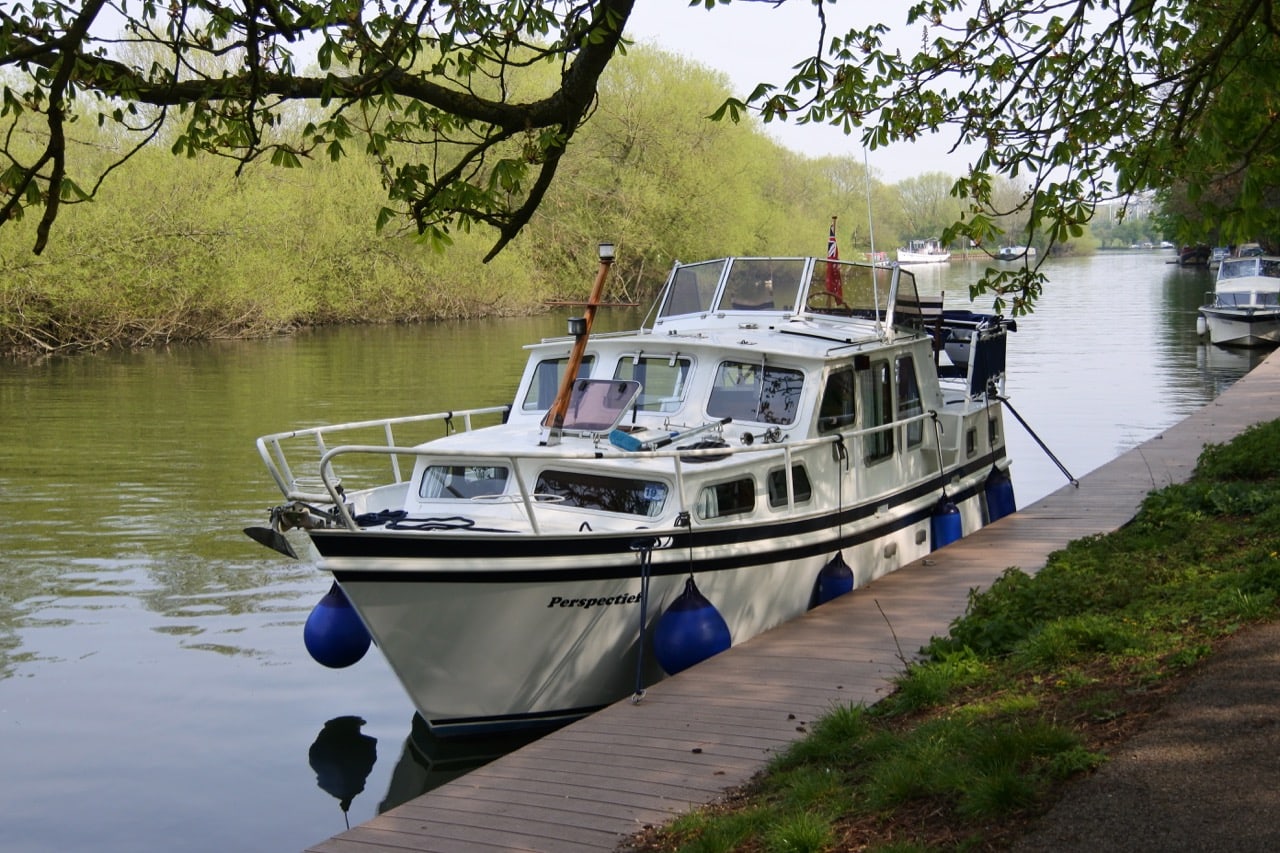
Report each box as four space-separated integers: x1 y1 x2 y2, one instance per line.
626 420 1280 853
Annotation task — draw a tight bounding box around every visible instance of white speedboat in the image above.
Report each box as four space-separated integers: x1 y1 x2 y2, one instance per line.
1197 255 1280 347
249 248 1017 736
896 239 951 264
996 245 1037 261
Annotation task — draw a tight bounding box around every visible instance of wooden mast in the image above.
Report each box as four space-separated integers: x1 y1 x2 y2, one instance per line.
541 244 615 446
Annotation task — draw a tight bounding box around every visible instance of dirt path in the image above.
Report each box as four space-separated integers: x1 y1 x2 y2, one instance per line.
1009 620 1280 853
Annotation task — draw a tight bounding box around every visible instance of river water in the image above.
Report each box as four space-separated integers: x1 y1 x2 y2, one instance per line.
0 250 1266 852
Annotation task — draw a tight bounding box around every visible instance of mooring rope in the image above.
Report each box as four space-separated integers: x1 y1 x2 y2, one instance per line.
995 393 1079 487
929 411 950 499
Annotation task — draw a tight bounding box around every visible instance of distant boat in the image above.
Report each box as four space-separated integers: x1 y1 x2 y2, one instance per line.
896 239 951 264
1178 244 1211 266
1197 255 1280 347
996 245 1037 261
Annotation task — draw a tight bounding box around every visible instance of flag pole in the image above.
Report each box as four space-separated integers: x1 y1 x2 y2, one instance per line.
863 147 877 262
863 147 884 331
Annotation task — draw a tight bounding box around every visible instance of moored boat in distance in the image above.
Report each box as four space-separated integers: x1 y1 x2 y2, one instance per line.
897 239 951 264
249 247 1017 736
996 245 1037 261
1198 254 1280 348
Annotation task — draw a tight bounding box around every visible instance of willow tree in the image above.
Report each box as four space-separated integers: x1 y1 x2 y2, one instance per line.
0 0 635 260
722 0 1280 312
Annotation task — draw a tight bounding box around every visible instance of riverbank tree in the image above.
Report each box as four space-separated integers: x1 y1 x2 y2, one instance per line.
0 44 900 357
9 1 1273 314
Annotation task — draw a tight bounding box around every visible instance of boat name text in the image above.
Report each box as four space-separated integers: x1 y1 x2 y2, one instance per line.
547 594 641 609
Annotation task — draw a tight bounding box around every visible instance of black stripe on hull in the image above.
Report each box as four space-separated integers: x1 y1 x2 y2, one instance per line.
321 451 1005 585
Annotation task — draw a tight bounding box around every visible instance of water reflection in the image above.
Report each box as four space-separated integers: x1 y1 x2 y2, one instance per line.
309 716 379 827
377 715 554 813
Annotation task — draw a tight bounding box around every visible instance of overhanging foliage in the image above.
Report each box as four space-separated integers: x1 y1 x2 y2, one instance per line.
718 0 1280 312
0 0 634 258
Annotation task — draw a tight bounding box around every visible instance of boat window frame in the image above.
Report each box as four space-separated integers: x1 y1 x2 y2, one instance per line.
419 464 512 500
896 354 924 449
707 360 805 426
612 353 694 413
695 476 757 521
817 365 857 433
521 354 597 412
767 464 813 509
862 358 895 464
532 468 670 518
657 259 727 318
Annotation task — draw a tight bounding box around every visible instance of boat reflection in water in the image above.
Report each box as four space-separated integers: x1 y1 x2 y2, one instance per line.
378 715 556 813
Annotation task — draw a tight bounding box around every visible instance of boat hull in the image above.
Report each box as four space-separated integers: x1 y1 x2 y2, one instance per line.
1199 307 1280 348
896 251 951 264
317 464 999 735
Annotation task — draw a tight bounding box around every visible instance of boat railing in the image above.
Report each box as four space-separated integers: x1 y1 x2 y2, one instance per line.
310 409 946 533
255 405 512 503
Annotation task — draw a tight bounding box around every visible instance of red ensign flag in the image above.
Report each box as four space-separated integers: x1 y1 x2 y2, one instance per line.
825 216 843 299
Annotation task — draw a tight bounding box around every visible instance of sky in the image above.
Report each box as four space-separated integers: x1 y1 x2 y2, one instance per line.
624 0 972 183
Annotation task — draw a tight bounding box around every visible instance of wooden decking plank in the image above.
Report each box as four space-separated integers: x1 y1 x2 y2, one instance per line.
484 756 754 795
306 353 1280 852
307 824 546 853
563 697 834 733
354 812 623 850
389 789 672 835
546 723 800 755
417 773 700 816
474 744 760 786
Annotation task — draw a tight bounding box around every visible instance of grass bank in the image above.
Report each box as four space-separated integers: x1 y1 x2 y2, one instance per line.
623 419 1280 853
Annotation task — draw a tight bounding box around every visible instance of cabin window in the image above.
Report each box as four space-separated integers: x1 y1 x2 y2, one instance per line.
717 259 805 312
767 465 812 508
862 360 894 462
613 355 692 413
696 478 756 520
818 367 856 432
805 262 890 319
707 361 804 425
534 470 668 517
896 355 924 448
658 259 725 317
522 355 596 411
420 465 510 500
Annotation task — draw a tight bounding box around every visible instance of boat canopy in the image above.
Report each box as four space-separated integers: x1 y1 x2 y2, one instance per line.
654 256 929 332
1219 257 1280 280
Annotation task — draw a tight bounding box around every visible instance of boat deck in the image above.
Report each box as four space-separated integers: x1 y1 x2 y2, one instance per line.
306 351 1280 853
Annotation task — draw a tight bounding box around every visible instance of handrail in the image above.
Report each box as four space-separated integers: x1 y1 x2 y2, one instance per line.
304 408 945 531
255 405 511 499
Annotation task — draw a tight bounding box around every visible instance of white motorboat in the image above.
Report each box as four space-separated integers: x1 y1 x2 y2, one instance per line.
249 248 1017 736
896 239 951 264
996 245 1037 261
1197 255 1280 348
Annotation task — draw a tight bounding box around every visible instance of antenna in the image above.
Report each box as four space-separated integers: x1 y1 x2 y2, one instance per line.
864 147 877 261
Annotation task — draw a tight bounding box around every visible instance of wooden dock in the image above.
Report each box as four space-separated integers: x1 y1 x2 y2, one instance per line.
307 351 1280 853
